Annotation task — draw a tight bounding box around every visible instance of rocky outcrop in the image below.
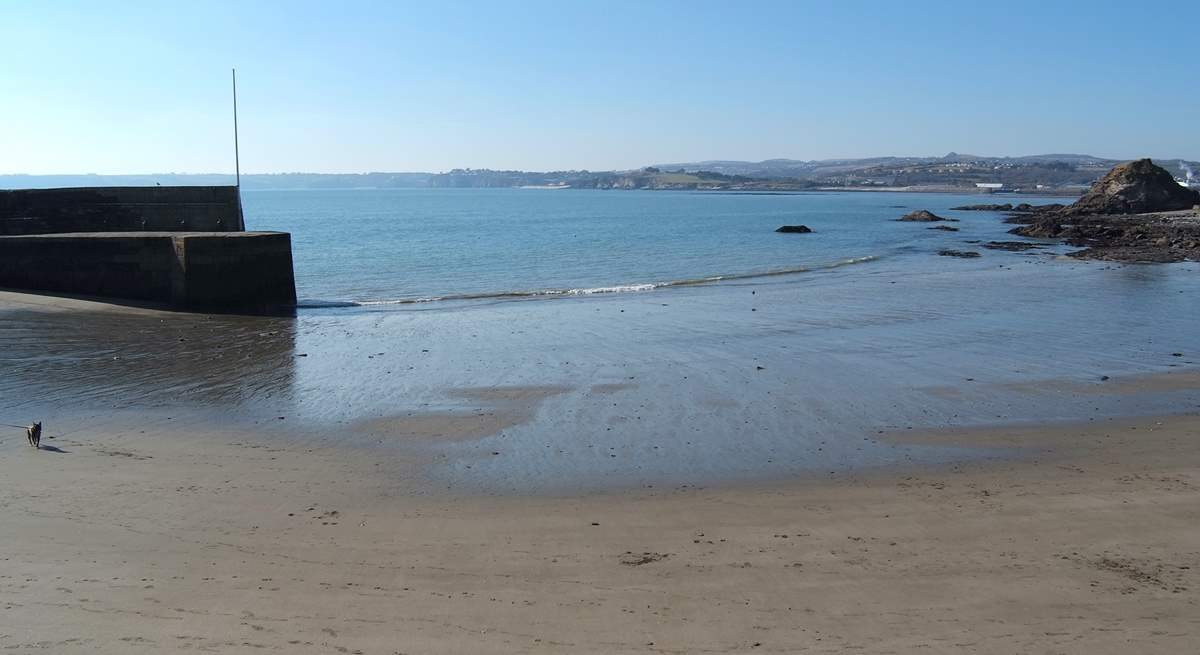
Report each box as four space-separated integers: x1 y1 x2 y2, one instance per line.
1012 213 1200 262
775 225 813 233
994 160 1200 262
898 210 956 222
927 225 959 231
1065 159 1199 216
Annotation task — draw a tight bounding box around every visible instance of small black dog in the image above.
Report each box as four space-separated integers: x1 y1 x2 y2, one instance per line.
26 422 41 449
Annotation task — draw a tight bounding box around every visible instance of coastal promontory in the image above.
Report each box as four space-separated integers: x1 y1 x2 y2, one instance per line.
1008 159 1200 262
1063 158 1199 216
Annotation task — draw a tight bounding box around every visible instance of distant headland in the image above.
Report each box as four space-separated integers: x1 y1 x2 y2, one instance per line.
5 153 1197 195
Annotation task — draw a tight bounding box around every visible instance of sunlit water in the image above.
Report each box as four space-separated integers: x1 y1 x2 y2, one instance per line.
242 188 1060 304
3 190 1198 493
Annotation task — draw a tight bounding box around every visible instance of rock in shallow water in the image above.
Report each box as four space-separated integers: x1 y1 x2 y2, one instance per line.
937 249 982 258
982 241 1045 251
951 203 1013 211
775 225 813 233
898 210 957 222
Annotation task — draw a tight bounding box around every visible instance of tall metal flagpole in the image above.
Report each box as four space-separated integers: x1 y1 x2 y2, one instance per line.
232 68 240 188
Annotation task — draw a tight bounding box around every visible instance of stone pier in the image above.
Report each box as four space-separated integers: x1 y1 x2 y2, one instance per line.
0 186 296 314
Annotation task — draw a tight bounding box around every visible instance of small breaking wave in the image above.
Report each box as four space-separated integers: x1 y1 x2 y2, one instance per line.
564 283 657 295
296 255 881 310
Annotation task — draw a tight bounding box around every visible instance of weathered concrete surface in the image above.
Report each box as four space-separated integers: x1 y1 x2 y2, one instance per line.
0 185 297 313
172 233 296 310
0 186 245 235
0 232 296 313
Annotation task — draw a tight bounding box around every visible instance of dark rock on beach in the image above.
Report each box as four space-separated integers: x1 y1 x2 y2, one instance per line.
1012 212 1200 262
775 225 813 233
898 210 957 222
927 225 959 232
938 249 981 258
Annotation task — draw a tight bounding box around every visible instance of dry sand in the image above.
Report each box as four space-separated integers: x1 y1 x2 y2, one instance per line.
2 412 1198 653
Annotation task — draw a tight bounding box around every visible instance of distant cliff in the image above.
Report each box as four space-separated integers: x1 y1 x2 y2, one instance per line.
426 167 820 190
5 153 1196 192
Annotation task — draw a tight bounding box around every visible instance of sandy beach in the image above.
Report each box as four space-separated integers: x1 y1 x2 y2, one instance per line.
2 254 1199 655
1 405 1198 654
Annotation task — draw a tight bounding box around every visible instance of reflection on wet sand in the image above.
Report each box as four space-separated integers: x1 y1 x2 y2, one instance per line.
354 386 569 442
0 304 296 416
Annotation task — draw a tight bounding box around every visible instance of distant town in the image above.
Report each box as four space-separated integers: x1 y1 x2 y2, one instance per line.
4 153 1197 194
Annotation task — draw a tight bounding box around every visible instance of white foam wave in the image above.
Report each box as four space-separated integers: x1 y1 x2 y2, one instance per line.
564 283 658 295
302 255 883 310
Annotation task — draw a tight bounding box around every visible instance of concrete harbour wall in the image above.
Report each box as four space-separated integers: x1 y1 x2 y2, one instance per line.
0 232 296 313
0 185 296 313
0 186 245 235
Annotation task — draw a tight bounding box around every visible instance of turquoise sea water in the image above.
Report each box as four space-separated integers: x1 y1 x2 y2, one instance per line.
242 189 1060 305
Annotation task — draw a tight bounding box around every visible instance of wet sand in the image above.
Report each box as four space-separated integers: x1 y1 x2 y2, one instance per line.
1 411 1198 653
354 387 570 442
4 254 1200 494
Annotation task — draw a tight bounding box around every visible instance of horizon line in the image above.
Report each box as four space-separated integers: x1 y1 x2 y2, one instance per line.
2 152 1197 178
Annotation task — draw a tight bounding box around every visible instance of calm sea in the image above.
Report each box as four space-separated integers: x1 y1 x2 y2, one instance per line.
242 188 1058 306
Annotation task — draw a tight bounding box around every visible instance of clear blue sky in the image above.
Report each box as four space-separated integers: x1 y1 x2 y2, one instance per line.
2 0 1197 174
